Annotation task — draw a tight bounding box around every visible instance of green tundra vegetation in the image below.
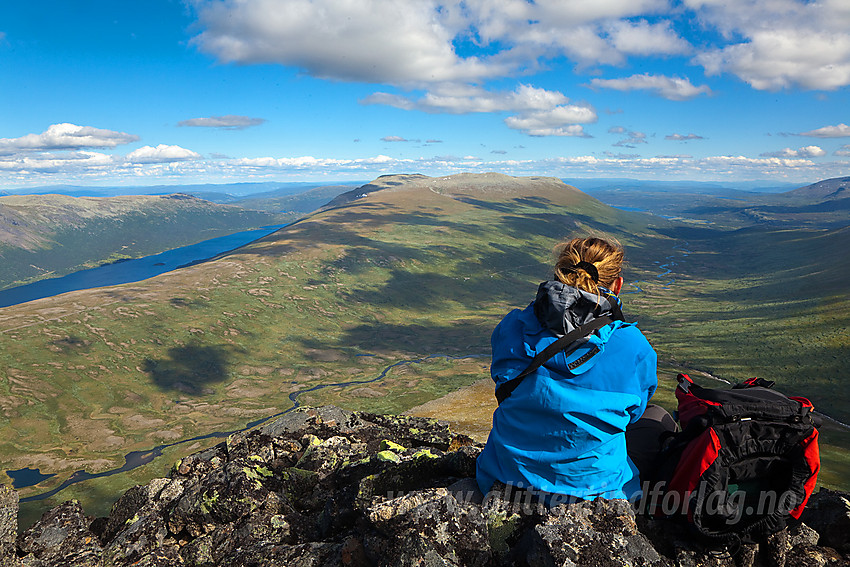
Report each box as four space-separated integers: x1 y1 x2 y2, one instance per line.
0 173 847 526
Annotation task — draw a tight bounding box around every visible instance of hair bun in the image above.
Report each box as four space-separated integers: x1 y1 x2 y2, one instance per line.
569 261 599 283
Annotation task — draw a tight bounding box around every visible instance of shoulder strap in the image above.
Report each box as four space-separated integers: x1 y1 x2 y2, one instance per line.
495 316 613 405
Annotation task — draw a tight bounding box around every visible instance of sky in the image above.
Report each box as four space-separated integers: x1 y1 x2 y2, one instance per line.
2 0 850 189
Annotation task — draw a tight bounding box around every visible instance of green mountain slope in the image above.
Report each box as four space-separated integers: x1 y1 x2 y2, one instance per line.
0 194 283 290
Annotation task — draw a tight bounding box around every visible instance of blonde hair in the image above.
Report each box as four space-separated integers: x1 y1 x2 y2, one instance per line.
553 237 624 295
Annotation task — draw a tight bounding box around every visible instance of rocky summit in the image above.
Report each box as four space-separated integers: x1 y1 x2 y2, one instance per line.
1 406 849 566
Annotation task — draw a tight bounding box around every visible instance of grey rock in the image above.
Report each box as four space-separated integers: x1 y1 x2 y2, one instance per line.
517 497 670 567
0 485 18 563
789 522 821 548
801 489 850 552
17 501 101 566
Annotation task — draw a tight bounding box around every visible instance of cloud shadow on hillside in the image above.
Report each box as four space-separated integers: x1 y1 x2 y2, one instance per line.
141 342 234 395
299 320 494 358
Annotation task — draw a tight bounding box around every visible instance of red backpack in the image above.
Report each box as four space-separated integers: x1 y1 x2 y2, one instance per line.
645 373 820 543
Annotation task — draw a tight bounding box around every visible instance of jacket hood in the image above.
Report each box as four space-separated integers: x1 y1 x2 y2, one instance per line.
533 280 622 337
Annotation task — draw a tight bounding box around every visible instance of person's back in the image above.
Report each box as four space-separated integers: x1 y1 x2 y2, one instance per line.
476 237 658 502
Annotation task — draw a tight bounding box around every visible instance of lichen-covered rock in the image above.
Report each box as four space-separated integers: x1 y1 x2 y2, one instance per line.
515 497 670 567
0 485 18 564
800 489 850 553
17 500 102 566
367 487 492 566
8 406 850 566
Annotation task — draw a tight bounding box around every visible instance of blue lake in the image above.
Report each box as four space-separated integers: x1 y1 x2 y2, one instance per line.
0 224 287 309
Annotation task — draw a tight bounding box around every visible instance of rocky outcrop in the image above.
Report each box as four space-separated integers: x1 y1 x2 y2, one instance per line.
2 406 849 566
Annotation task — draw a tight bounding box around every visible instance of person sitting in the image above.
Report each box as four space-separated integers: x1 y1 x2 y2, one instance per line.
476 236 674 505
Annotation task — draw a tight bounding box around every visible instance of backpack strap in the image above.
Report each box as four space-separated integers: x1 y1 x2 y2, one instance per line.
733 377 776 389
495 316 614 405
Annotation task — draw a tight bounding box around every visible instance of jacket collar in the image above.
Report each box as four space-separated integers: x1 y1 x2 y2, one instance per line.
533 280 622 337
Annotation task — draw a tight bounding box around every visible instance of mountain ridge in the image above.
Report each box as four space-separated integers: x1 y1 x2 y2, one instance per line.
0 193 283 290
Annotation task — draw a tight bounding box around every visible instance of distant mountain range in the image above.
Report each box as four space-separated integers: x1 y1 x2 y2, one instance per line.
0 181 364 200
581 175 850 228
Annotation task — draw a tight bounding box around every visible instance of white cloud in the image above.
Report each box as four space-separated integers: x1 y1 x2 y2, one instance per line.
760 146 826 158
362 84 573 115
186 0 850 96
126 145 202 164
0 151 115 172
178 115 266 129
835 145 850 157
0 123 139 152
382 136 410 142
799 123 850 138
604 19 691 56
3 149 847 186
588 74 711 101
464 0 678 67
190 0 499 85
666 133 704 141
503 107 594 137
188 0 690 87
364 84 596 137
688 1 850 90
234 154 402 171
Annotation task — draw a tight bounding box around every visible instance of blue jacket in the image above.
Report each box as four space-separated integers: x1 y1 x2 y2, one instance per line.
476 281 657 501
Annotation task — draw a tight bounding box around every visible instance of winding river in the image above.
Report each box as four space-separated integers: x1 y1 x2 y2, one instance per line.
16 353 487 501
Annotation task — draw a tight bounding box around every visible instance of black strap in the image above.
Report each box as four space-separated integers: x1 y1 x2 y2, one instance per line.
495 315 614 405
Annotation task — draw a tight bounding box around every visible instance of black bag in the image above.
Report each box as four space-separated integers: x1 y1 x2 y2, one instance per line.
645 373 820 544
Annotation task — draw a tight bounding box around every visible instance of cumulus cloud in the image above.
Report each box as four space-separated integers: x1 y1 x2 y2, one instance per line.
666 133 704 141
588 74 711 101
364 84 596 138
0 123 139 152
504 108 593 137
126 145 202 163
760 146 827 158
381 136 411 142
178 115 266 129
799 123 850 138
690 1 850 90
185 0 850 95
835 145 850 157
604 19 691 57
188 0 690 86
190 0 498 85
363 84 574 115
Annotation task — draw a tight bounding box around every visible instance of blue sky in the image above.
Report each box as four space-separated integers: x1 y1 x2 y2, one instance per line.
2 0 850 188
